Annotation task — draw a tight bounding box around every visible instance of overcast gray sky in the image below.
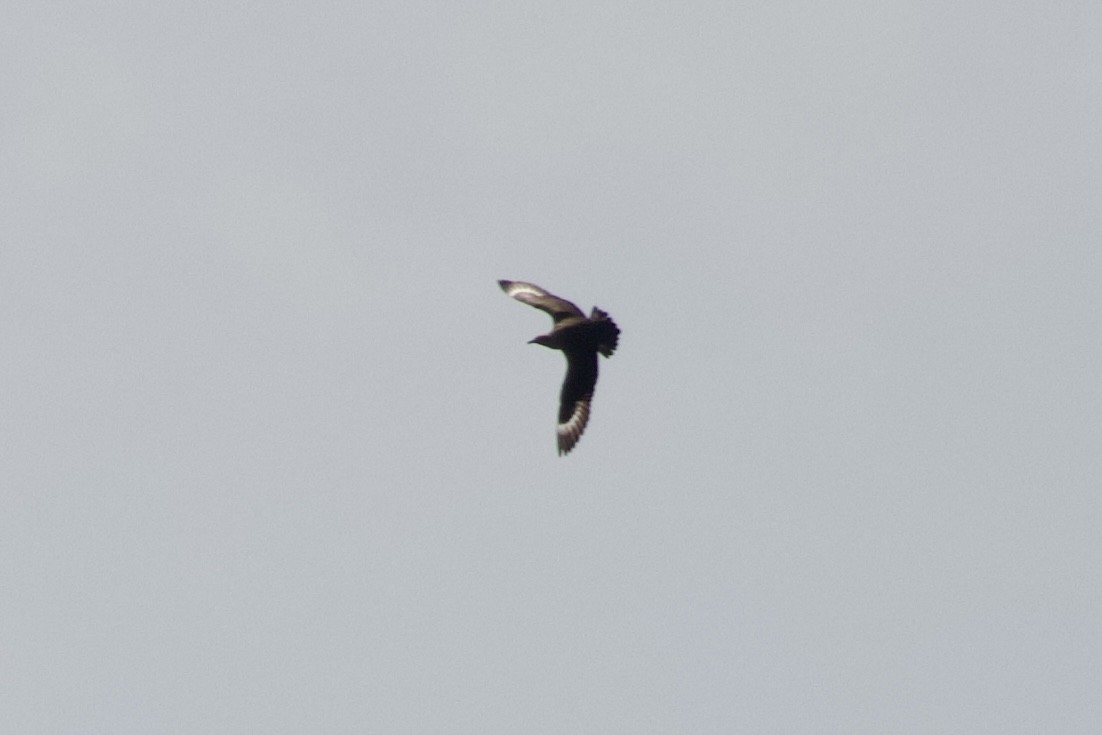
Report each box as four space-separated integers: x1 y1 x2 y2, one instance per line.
4 2 1101 732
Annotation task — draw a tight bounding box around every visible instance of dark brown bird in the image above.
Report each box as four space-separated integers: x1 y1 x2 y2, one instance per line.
499 280 620 455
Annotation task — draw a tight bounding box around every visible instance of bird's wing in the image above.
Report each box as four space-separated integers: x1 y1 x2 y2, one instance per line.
557 349 599 455
499 280 585 323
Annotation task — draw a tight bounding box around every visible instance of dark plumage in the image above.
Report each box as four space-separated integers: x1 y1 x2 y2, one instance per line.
498 280 619 455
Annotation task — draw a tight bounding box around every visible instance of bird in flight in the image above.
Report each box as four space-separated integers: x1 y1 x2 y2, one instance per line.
498 280 620 455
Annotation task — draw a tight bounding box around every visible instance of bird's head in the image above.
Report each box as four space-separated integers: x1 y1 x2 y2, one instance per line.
528 334 556 349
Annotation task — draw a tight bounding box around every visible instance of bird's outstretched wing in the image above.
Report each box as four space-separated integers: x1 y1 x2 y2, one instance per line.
557 349 599 455
499 280 585 323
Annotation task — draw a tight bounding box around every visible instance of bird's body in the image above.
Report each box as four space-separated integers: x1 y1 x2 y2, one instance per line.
498 280 619 455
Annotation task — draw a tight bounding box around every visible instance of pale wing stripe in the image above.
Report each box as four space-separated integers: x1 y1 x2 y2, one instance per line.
501 281 550 299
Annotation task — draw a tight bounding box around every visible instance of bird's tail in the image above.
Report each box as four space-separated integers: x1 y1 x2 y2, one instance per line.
590 307 620 357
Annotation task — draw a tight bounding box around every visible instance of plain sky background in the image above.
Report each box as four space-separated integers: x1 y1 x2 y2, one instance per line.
4 2 1101 732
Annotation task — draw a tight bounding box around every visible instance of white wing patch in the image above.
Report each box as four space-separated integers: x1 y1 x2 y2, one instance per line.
556 398 591 455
